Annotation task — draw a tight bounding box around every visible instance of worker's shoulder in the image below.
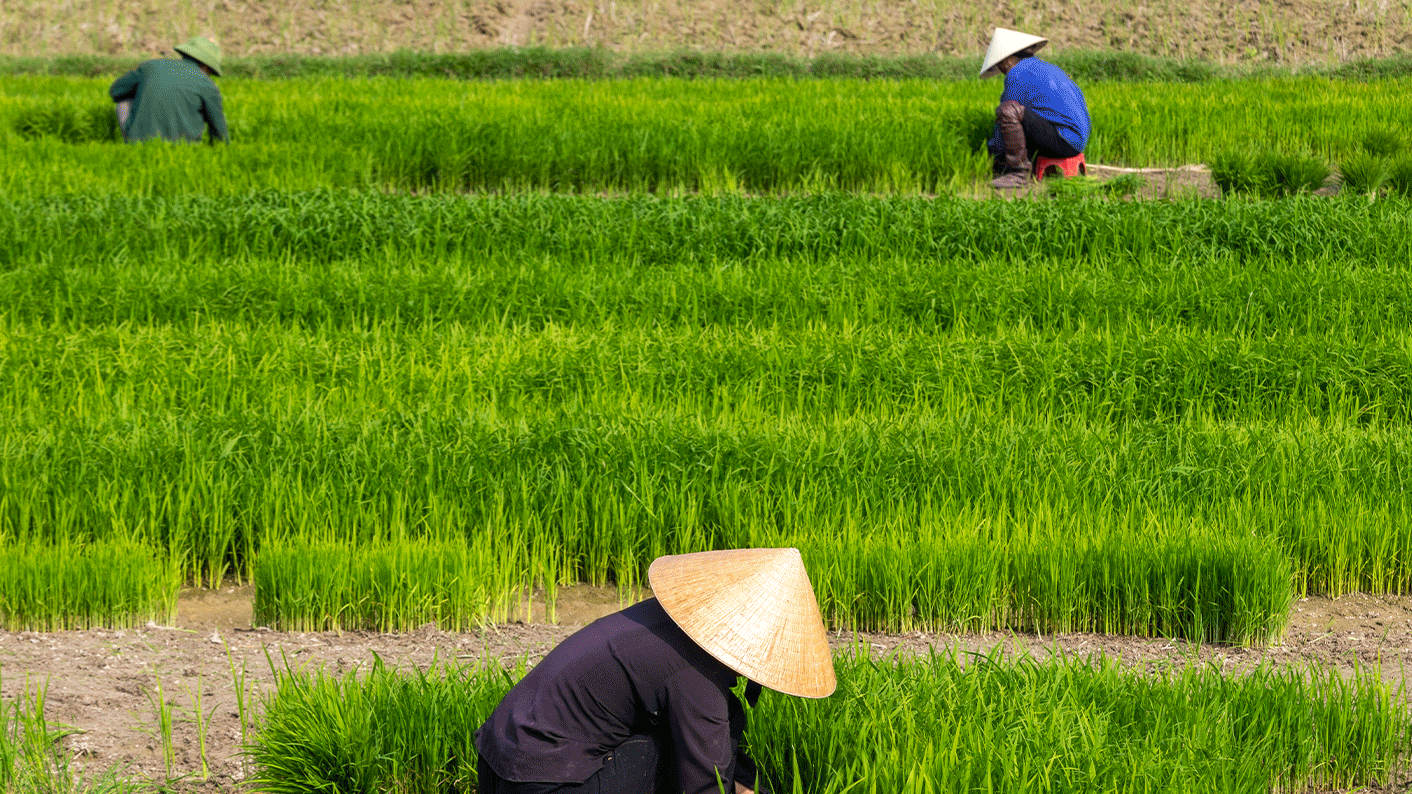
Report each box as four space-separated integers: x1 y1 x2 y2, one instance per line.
1016 57 1076 83
139 58 215 85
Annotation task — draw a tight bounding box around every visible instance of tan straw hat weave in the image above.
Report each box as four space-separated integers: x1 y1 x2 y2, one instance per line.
648 548 836 699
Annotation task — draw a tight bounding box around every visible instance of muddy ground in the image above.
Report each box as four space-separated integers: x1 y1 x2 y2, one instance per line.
978 161 1222 199
1 584 1409 792
3 0 1408 65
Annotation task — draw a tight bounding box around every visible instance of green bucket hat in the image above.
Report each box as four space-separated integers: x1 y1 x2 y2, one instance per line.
174 36 223 76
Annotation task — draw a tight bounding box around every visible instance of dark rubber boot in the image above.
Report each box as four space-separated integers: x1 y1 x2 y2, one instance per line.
990 100 1030 188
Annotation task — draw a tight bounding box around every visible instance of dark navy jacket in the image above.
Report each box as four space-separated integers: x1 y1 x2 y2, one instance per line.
476 599 758 794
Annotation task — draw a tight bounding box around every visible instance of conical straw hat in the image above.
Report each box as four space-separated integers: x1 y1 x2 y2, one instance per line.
979 27 1048 78
174 36 223 76
649 548 836 698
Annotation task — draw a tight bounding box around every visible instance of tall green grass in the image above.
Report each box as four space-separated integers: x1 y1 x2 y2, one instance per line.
254 521 1291 643
253 539 545 631
0 542 178 631
3 194 1411 635
750 650 1412 794
1 76 1408 195
250 655 516 794
3 193 1408 278
247 652 1412 794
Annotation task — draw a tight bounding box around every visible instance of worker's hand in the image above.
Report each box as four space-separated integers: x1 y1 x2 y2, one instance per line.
733 782 753 794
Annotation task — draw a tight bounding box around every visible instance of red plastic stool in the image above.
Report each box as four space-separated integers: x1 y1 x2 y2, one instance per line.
1034 153 1087 180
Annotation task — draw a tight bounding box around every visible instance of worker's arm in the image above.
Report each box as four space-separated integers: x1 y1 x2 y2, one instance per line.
202 87 229 143
664 669 737 794
109 68 141 102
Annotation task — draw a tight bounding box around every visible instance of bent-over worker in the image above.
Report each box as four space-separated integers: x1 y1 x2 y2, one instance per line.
980 28 1091 189
475 547 836 794
109 36 228 144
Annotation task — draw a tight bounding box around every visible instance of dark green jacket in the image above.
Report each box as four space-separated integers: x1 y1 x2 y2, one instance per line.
109 58 228 144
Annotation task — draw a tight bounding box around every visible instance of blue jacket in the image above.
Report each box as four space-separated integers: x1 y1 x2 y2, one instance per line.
986 57 1090 153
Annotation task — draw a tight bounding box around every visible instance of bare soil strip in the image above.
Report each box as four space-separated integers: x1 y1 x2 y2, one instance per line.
3 0 1407 65
1 585 1408 792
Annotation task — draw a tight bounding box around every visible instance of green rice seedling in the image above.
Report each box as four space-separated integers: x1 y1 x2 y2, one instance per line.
246 651 1412 794
183 675 217 781
1211 152 1331 197
1042 173 1146 198
0 670 14 783
11 103 91 143
142 678 175 780
1339 152 1395 196
0 541 180 631
747 649 1412 794
254 537 532 632
1388 156 1412 196
1362 128 1404 157
225 642 251 778
0 75 1409 195
250 654 518 794
1099 172 1146 197
1209 152 1268 196
1260 152 1332 195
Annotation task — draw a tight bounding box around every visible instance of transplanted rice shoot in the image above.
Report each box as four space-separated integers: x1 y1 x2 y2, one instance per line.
0 541 179 630
0 76 1407 196
247 652 1412 794
253 524 1291 643
749 650 1412 794
253 538 542 631
4 194 1412 637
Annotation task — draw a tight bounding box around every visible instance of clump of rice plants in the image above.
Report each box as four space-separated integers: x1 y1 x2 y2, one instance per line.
1362 128 1404 158
0 74 1408 195
246 652 1412 794
0 541 180 631
748 650 1412 794
253 538 545 631
10 102 117 143
1211 152 1330 197
1262 152 1331 195
1042 173 1146 198
249 655 517 794
1209 152 1267 196
1339 152 1395 196
257 517 1290 644
804 523 1291 645
1388 156 1412 196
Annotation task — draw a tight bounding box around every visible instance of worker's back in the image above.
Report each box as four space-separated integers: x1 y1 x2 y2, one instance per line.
109 58 227 143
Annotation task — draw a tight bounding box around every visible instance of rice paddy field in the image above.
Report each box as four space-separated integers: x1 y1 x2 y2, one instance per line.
2 53 1412 792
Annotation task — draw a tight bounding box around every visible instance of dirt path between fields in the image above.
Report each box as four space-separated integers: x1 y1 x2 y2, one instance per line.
1 585 1408 792
967 162 1222 199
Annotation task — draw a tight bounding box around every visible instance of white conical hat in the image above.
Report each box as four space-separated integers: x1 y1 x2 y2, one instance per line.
979 27 1048 78
648 548 836 699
